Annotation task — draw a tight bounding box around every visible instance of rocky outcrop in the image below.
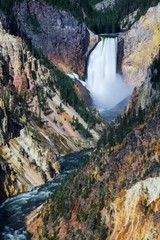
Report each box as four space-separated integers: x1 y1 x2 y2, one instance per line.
74 81 92 107
0 100 8 146
126 49 160 112
126 74 154 112
121 3 160 86
27 109 160 239
27 107 160 239
0 156 21 201
0 127 60 201
102 177 160 240
5 2 158 239
14 0 98 79
120 9 139 30
26 46 160 238
0 19 51 93
94 0 115 11
0 14 100 200
0 11 9 31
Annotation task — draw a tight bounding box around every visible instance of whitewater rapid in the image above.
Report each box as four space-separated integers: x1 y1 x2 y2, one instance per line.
86 37 132 110
0 150 90 240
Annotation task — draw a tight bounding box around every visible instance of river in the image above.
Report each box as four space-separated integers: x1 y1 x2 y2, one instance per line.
0 150 91 240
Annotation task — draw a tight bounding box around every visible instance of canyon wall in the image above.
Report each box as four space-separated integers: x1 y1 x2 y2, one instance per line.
0 128 60 201
0 8 100 201
27 65 160 239
14 0 98 79
21 2 160 239
121 3 160 86
102 177 160 240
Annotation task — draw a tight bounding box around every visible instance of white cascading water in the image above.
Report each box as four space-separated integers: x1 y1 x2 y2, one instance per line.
86 37 132 110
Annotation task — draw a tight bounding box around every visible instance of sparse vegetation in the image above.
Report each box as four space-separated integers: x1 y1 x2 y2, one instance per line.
1 1 160 239
72 116 92 138
37 56 160 239
2 87 28 124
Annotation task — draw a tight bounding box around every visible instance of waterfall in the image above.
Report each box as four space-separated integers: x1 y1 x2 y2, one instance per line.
86 37 132 110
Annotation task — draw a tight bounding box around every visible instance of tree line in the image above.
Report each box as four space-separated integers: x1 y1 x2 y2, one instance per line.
1 0 160 34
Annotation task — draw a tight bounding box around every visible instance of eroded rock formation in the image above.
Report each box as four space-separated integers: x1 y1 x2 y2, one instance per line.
0 12 100 200
0 128 60 201
121 3 160 86
102 177 160 240
0 19 51 94
26 30 160 239
14 0 98 79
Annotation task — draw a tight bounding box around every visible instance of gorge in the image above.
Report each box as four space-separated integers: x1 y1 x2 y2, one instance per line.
0 150 90 239
0 0 160 240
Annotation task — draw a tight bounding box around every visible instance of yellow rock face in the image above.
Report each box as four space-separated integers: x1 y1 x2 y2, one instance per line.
0 127 61 198
102 177 160 240
122 3 160 86
0 22 51 93
0 21 99 200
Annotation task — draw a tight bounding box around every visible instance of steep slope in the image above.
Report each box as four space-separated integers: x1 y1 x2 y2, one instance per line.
27 32 160 240
102 178 160 240
0 11 101 200
13 0 98 79
1 2 160 238
27 103 160 239
0 128 60 201
121 3 160 86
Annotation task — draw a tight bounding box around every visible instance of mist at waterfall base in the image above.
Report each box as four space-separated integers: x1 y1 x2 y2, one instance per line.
86 37 132 116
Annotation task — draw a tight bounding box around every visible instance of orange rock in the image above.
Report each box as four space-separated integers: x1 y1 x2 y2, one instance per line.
13 73 28 93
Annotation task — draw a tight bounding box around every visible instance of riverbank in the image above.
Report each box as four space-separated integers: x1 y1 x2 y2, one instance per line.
0 150 91 240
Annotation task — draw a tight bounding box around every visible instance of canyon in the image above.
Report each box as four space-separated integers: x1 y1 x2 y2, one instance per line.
25 3 160 240
0 2 100 201
27 62 160 238
0 1 160 239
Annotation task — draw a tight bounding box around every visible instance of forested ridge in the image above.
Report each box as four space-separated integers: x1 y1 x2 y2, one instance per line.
0 0 160 33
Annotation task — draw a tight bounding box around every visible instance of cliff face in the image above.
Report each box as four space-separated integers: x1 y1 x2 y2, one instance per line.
29 105 160 239
0 156 19 201
121 3 160 86
0 19 51 93
1 2 160 238
27 41 160 239
102 177 160 240
0 100 8 146
14 0 98 79
0 128 60 201
0 11 100 200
